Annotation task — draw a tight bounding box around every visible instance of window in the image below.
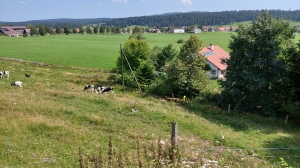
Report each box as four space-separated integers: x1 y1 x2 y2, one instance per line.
211 70 216 75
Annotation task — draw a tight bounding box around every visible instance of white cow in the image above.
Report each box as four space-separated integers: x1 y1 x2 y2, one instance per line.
11 81 23 89
0 71 9 79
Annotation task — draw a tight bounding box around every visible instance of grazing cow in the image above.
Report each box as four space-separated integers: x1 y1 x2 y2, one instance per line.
0 71 9 79
84 84 94 92
94 86 106 94
11 81 23 89
25 74 31 77
101 87 114 94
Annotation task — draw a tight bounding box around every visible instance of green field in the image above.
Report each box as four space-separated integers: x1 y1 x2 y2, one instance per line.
1 32 299 70
0 32 233 70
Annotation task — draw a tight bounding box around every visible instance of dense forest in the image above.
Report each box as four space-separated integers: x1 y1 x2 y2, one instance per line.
1 9 300 28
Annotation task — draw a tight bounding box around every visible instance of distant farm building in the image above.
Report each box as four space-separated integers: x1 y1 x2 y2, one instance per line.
169 28 185 33
0 26 26 37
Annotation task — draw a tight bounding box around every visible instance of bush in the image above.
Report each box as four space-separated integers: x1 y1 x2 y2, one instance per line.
196 90 220 103
177 39 184 43
281 101 300 119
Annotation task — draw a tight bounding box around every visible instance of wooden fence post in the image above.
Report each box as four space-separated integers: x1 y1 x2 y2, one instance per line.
171 122 177 144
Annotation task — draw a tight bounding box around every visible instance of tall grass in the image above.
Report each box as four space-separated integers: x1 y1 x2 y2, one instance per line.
0 59 299 167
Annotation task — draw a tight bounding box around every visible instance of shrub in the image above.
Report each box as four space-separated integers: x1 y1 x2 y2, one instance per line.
281 101 300 119
177 39 184 43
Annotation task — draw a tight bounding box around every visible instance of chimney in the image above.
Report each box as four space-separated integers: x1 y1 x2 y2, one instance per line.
210 43 214 51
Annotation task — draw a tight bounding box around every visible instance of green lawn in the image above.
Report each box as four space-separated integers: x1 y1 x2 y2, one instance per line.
0 33 232 70
1 32 299 70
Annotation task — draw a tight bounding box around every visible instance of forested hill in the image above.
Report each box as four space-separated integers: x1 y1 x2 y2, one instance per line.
1 9 300 28
105 10 300 27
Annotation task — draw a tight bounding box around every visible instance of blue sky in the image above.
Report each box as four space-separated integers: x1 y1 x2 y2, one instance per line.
1 0 299 22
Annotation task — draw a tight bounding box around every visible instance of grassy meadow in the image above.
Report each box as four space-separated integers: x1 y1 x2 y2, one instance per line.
0 32 233 70
0 59 300 167
1 32 300 167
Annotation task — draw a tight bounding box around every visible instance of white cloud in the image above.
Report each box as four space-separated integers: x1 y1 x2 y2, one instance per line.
19 1 27 5
112 0 128 3
180 0 193 5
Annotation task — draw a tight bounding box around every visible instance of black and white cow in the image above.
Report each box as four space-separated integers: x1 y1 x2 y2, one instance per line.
94 86 106 94
84 84 94 92
0 71 9 79
11 81 23 89
101 87 114 94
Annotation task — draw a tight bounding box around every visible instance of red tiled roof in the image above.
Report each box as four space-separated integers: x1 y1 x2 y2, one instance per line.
200 45 230 70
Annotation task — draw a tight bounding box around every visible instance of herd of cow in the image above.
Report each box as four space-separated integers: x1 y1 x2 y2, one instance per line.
0 70 31 89
84 84 114 94
1 70 114 94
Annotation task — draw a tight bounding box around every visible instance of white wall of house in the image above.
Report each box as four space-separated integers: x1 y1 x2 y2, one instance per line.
193 28 201 33
170 29 185 33
206 61 223 78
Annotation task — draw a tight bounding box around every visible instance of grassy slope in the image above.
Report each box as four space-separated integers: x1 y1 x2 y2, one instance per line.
0 59 299 167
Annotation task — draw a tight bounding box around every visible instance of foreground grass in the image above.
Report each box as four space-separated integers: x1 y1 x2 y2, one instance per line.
0 59 299 167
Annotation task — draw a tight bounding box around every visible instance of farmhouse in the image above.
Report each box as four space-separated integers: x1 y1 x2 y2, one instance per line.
169 28 185 33
23 29 31 36
193 28 202 33
0 26 26 37
200 44 230 79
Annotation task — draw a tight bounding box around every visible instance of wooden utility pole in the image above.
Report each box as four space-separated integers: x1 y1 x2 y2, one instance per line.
121 44 125 94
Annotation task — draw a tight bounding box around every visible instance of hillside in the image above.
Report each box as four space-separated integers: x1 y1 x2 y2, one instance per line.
1 9 300 28
1 59 300 167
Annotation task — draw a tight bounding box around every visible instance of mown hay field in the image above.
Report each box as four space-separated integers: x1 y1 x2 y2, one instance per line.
0 32 233 70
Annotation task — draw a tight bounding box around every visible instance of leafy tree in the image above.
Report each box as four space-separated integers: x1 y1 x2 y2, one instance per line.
116 37 151 73
38 24 46 36
106 26 111 34
115 26 121 34
64 25 71 35
136 61 156 86
93 25 99 34
287 42 300 101
56 26 61 34
99 26 105 34
165 34 209 98
72 27 78 34
110 26 116 34
281 42 300 119
149 46 162 71
79 26 84 34
30 26 39 36
126 27 130 33
129 26 146 40
86 26 93 34
45 26 53 34
218 11 296 114
153 44 178 71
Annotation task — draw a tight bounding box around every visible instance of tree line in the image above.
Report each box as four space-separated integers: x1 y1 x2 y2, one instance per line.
2 10 300 28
